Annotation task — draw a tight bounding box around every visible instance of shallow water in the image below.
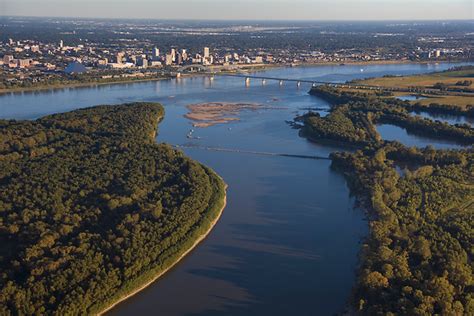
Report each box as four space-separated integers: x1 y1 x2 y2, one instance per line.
411 111 474 127
376 123 468 149
396 95 427 101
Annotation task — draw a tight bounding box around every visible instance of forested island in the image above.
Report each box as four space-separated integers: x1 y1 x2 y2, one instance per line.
299 83 473 314
305 85 474 146
0 102 226 314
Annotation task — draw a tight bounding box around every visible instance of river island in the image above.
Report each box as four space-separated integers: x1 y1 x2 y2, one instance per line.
0 102 227 314
297 66 473 314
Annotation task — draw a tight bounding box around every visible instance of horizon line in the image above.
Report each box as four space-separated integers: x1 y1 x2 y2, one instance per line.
1 15 473 23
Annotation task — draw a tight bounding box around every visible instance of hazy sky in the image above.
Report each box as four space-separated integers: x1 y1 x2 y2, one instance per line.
1 0 473 20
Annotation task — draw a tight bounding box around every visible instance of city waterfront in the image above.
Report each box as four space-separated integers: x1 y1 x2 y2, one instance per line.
0 62 470 315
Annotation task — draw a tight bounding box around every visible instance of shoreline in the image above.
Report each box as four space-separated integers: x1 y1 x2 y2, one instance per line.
96 183 228 316
1 60 470 95
0 77 168 95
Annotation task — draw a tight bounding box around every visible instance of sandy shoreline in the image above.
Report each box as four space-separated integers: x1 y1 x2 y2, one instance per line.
184 102 262 127
96 184 227 316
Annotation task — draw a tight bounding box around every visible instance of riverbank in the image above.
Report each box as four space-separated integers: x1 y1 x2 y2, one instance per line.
94 177 228 316
297 84 474 315
2 60 469 96
0 103 229 315
0 77 168 95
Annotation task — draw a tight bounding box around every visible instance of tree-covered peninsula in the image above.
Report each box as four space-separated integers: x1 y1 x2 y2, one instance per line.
299 86 473 314
0 103 226 314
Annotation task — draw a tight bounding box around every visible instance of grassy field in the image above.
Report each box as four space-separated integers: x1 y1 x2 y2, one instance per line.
405 94 473 108
346 66 474 109
355 67 474 89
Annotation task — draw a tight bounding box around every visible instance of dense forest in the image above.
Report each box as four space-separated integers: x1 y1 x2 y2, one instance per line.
306 85 474 146
0 103 226 314
332 145 474 315
300 86 473 314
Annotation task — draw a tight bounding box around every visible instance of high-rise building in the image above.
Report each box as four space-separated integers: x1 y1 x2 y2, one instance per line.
136 57 148 68
180 49 188 61
165 54 173 66
116 52 125 64
204 47 210 58
153 47 160 60
59 40 64 49
8 38 13 45
171 48 176 62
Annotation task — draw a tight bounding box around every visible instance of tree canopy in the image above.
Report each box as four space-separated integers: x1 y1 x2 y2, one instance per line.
301 85 473 315
0 102 225 314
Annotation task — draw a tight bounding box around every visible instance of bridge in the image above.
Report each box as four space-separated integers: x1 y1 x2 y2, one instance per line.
174 144 331 160
210 73 416 91
170 65 396 90
170 65 439 92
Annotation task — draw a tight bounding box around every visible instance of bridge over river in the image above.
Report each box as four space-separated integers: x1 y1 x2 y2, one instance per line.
170 65 461 94
174 144 331 160
169 68 415 91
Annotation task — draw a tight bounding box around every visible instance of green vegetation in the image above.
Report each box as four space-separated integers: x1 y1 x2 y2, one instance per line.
0 71 167 94
307 85 474 146
0 102 226 314
353 66 474 91
332 145 474 315
299 106 380 147
349 66 474 110
302 84 473 314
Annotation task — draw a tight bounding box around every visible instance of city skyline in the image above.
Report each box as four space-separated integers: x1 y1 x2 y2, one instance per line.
0 0 473 21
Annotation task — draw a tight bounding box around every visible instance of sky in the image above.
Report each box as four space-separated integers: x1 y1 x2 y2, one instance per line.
0 0 473 20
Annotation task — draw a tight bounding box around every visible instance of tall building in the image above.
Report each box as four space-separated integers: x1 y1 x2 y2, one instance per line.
180 49 188 61
171 48 176 62
59 40 64 49
165 54 173 66
136 57 148 68
116 52 125 64
204 47 210 58
153 47 160 60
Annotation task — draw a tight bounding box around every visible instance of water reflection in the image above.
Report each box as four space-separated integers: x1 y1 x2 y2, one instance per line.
376 123 467 149
411 111 474 127
396 95 427 101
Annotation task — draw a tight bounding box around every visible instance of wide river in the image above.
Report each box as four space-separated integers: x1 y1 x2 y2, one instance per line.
0 62 470 315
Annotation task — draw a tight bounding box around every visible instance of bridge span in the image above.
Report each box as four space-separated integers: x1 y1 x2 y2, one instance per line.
174 144 331 160
168 67 414 91
202 72 399 90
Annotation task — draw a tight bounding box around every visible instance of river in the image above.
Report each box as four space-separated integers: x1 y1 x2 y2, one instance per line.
0 62 470 315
